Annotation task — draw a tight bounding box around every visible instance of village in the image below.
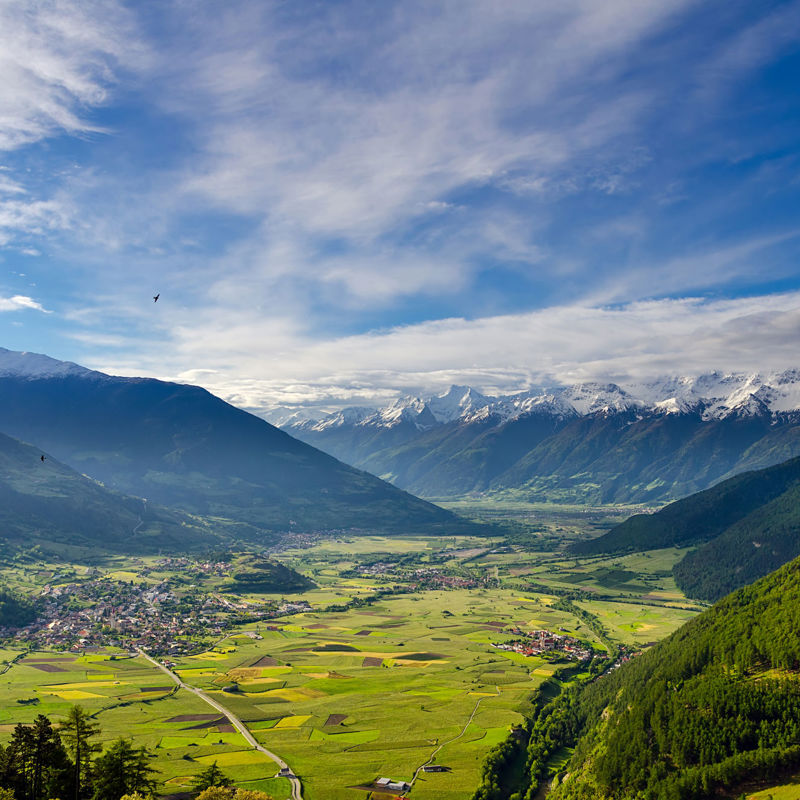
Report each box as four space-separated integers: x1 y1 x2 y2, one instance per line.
354 561 489 590
0 574 312 656
492 626 598 661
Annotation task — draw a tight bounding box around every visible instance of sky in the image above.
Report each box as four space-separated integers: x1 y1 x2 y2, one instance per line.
1 0 800 416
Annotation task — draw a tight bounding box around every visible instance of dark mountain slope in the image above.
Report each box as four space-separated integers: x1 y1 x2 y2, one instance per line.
673 483 800 601
572 454 800 555
357 411 567 496
539 555 800 800
572 454 800 602
289 383 800 505
0 371 466 534
494 411 780 504
0 431 213 553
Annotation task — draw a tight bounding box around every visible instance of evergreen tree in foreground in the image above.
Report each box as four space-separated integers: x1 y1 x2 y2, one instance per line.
91 739 158 800
60 706 100 800
191 762 233 792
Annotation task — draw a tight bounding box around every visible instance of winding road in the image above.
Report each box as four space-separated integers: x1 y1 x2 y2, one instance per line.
137 648 303 800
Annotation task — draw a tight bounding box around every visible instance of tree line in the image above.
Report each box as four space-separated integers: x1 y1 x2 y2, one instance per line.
0 707 273 800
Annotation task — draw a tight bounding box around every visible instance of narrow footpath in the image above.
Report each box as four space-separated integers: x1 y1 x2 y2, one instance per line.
137 648 303 800
408 686 500 790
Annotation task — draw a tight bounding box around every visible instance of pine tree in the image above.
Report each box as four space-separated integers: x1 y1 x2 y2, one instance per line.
190 762 232 792
91 739 157 800
60 706 100 800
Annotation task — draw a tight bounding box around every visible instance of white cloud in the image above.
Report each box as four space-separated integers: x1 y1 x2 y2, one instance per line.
80 290 800 416
0 0 138 150
0 197 72 245
127 0 699 309
0 294 50 313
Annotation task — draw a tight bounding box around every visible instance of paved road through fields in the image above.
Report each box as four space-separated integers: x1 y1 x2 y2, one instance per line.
137 648 303 800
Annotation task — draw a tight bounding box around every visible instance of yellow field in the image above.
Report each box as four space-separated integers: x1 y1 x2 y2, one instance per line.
189 651 232 661
46 690 104 700
273 715 312 729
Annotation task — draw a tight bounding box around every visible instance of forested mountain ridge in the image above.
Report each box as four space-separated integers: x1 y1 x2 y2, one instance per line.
0 349 472 536
530 555 800 800
573 454 800 601
0 588 36 629
0 430 217 553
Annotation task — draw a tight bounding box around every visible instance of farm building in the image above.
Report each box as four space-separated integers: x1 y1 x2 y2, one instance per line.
375 777 411 792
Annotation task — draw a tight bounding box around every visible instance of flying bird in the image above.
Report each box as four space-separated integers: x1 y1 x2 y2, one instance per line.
153 293 160 303
40 455 45 462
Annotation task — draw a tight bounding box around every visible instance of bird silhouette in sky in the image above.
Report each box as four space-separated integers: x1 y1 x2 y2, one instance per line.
40 455 45 462
153 293 160 303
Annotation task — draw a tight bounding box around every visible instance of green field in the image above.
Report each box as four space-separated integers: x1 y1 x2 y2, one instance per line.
0 650 291 798
0 511 707 799
575 600 697 646
748 781 800 799
166 588 603 800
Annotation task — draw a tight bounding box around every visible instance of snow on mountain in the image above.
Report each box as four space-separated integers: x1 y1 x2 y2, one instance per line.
426 385 492 423
303 406 377 432
263 406 324 428
281 372 800 433
554 382 640 415
375 396 438 430
0 348 93 379
489 392 579 422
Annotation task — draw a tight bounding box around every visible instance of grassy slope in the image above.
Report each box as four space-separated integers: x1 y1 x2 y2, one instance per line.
571 454 800 602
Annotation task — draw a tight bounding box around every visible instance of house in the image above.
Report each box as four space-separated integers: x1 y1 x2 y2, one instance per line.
375 778 411 792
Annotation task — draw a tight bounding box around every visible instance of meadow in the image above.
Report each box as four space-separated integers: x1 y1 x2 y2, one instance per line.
0 649 292 797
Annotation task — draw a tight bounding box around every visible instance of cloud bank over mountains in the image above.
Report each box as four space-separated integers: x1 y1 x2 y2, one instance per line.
136 291 800 415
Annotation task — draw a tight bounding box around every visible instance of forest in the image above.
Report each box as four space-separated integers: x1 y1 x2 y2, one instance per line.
0 589 36 630
525 554 800 799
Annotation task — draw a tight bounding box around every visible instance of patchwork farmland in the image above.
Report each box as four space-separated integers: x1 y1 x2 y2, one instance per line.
162 589 613 800
1 588 604 799
0 528 703 799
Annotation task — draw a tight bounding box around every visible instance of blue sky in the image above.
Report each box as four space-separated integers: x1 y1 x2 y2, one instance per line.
1 0 800 414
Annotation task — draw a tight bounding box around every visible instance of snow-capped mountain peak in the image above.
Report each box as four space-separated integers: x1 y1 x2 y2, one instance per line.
277 370 800 435
0 348 93 380
555 382 640 415
427 384 492 423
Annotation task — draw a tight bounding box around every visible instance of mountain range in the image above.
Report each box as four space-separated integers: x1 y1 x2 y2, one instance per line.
276 374 800 503
0 348 473 540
